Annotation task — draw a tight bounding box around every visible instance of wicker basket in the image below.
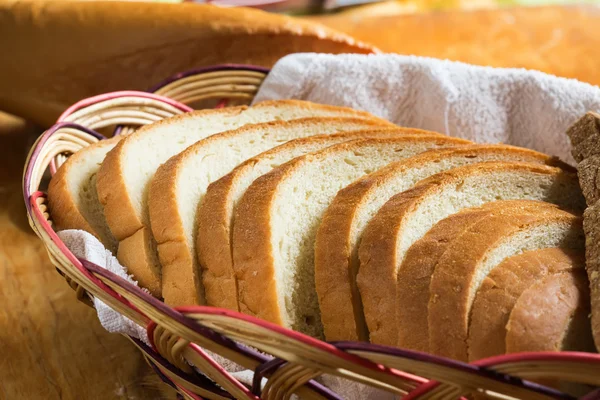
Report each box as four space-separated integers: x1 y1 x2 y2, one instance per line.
22 64 600 400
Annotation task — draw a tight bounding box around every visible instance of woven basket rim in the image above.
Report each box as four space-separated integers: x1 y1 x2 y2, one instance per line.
149 64 270 93
58 90 193 122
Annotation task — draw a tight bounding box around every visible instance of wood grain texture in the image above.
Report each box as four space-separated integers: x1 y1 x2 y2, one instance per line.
309 5 600 86
0 112 175 400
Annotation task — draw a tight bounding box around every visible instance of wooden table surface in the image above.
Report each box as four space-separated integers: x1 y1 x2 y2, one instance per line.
0 112 176 400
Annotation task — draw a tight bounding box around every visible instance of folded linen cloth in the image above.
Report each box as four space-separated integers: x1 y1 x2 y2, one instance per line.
254 53 600 164
58 230 151 344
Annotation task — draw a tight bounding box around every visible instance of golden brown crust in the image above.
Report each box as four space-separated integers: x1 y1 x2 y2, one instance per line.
116 227 162 297
148 154 200 306
106 102 359 302
198 170 242 311
48 169 95 234
468 248 584 361
96 138 143 242
233 135 465 327
97 106 253 241
233 160 294 324
428 209 582 361
395 201 566 352
505 269 592 353
358 162 583 347
198 126 441 311
48 137 120 248
149 113 390 307
396 207 494 351
197 127 403 311
97 108 246 297
316 144 561 342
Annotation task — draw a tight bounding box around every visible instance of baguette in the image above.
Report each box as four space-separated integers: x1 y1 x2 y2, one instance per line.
315 144 565 341
149 117 393 306
468 248 584 361
359 162 584 346
428 206 584 361
198 127 427 311
97 100 381 297
233 135 470 337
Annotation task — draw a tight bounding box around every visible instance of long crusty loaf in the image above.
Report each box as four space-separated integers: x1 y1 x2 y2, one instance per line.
395 200 562 352
48 136 121 253
468 248 584 361
567 112 600 352
314 144 565 342
506 269 594 354
198 127 433 311
97 100 382 297
358 162 585 346
428 205 584 361
232 135 470 337
149 117 394 306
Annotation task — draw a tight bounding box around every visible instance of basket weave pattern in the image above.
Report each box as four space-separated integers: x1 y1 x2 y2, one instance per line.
22 64 600 400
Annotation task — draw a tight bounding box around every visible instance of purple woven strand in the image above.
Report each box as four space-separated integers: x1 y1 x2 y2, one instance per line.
81 259 343 399
148 64 270 93
23 122 105 212
252 358 342 400
580 388 600 400
334 342 575 400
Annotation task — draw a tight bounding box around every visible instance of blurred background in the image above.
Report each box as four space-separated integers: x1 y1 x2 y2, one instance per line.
1 0 599 398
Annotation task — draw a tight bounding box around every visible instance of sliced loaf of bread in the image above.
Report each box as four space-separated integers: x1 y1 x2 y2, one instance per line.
97 100 383 297
358 162 585 346
505 269 594 354
428 205 584 361
48 136 121 253
314 144 563 342
395 200 561 352
149 117 394 306
468 248 584 361
198 128 433 310
232 135 471 337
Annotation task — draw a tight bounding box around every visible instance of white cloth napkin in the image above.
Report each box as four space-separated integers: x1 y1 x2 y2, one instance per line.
254 53 600 164
58 230 150 343
57 53 600 398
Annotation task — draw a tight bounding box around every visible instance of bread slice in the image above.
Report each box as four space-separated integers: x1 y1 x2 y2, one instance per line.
358 162 585 346
97 100 383 297
198 128 435 311
567 112 600 352
48 136 120 253
149 117 394 306
232 135 471 338
505 269 594 354
428 206 584 361
315 144 565 342
468 248 584 361
395 200 561 352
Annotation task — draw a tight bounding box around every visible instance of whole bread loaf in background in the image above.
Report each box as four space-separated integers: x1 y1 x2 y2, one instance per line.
309 5 600 86
0 0 374 126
